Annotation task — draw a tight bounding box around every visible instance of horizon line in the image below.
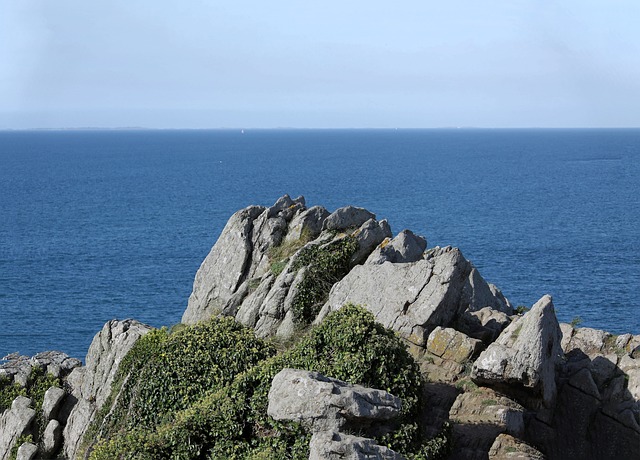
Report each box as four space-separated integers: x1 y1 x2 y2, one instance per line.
2 126 640 132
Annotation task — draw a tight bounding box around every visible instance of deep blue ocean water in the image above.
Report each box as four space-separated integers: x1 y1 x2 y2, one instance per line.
1 129 639 360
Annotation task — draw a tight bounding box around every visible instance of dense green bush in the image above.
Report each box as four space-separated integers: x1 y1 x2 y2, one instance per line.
84 316 276 449
290 236 358 324
89 305 451 460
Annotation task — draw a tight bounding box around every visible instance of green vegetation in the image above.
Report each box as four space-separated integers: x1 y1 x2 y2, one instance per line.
290 236 358 324
86 305 452 460
0 376 26 413
267 229 314 276
0 366 61 458
514 305 529 315
9 434 33 460
481 399 498 406
570 316 583 328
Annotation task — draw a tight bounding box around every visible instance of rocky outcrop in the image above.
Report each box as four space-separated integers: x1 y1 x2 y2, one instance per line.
488 434 544 459
0 397 36 460
183 195 394 339
471 295 562 408
63 319 153 459
318 246 512 347
448 388 526 460
268 368 405 459
0 351 81 386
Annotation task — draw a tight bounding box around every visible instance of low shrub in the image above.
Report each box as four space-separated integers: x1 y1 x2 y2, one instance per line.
89 305 452 460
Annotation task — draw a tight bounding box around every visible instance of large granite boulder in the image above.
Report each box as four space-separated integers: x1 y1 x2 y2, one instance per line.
268 368 405 459
62 319 153 459
268 368 402 433
309 431 406 460
318 246 512 347
471 295 563 407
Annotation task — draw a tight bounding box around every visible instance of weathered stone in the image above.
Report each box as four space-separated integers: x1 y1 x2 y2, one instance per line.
320 246 512 347
488 434 545 459
267 369 402 433
41 386 66 421
182 204 266 324
350 218 393 265
15 443 38 460
457 306 512 343
309 431 406 460
322 206 376 232
563 327 610 355
63 319 153 460
42 419 63 457
0 397 36 460
559 322 574 351
449 388 525 437
427 327 483 364
283 205 329 244
471 295 563 407
366 229 427 265
33 351 82 377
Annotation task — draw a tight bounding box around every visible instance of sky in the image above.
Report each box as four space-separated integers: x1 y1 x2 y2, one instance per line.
1 1 639 129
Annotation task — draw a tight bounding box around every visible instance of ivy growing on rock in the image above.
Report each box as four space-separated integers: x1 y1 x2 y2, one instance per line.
290 235 358 324
87 305 452 460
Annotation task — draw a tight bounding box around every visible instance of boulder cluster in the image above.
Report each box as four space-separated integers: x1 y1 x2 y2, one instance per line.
2 195 639 459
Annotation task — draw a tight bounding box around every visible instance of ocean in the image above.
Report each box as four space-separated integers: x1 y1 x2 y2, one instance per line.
1 129 639 360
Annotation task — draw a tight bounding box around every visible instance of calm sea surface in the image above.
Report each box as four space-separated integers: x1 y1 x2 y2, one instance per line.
1 129 639 360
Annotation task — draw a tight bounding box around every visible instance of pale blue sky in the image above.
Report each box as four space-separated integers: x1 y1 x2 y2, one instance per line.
1 1 639 128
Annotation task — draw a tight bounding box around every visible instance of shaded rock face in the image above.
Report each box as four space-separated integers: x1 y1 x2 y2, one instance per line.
319 246 511 347
472 295 562 408
524 324 640 459
268 368 405 459
63 319 153 460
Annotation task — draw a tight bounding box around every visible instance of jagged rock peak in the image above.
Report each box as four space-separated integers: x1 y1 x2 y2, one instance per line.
471 295 563 407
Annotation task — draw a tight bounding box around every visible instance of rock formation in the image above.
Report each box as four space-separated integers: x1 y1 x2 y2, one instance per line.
268 368 405 459
2 196 639 460
62 319 153 459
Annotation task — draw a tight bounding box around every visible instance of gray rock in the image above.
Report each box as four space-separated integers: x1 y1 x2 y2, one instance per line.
309 431 406 460
42 419 62 457
427 327 483 364
366 229 427 265
183 204 266 324
63 319 153 460
563 327 610 355
322 206 376 232
457 306 512 343
41 386 66 421
350 218 393 265
283 205 329 244
15 443 38 460
319 246 511 347
0 396 36 460
33 351 82 377
449 388 525 437
488 434 545 459
267 369 402 433
471 295 563 407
